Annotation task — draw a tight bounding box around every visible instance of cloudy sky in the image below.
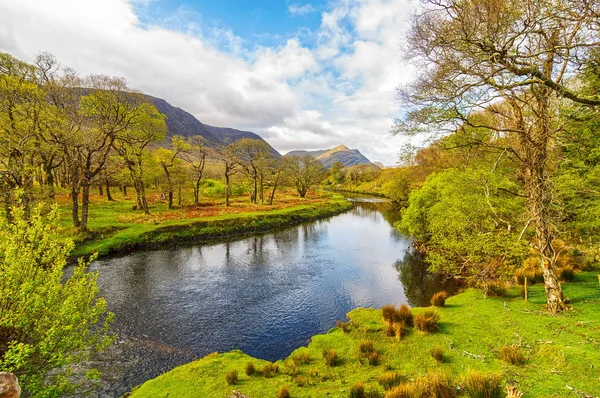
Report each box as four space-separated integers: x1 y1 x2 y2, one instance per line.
0 0 418 165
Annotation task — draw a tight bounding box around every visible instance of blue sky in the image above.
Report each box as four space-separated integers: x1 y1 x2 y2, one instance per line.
0 0 418 165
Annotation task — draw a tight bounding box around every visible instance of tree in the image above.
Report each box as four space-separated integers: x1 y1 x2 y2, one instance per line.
233 138 274 204
182 136 208 205
285 155 326 198
398 0 600 312
214 142 240 207
113 103 167 214
155 136 189 209
0 204 114 396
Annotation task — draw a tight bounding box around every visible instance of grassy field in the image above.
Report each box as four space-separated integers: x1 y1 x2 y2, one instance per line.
128 272 600 398
51 185 353 258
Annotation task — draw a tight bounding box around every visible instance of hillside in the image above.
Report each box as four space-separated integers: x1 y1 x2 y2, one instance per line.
285 145 374 169
148 96 281 156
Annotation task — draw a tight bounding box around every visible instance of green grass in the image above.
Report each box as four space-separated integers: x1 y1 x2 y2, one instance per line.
129 272 600 398
62 193 352 258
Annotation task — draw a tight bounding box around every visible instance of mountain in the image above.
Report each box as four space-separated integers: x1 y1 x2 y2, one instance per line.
284 145 375 169
148 96 281 156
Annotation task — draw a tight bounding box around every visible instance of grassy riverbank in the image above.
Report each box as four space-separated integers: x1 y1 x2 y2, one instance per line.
57 189 353 258
129 272 600 398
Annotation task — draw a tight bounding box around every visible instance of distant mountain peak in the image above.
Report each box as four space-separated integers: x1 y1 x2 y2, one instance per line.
331 144 349 151
284 145 374 169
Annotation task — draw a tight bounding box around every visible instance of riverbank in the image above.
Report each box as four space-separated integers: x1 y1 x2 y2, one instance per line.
66 192 353 259
128 271 600 398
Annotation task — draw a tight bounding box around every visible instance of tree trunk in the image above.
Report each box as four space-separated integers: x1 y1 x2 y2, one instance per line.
194 178 200 205
139 183 149 215
2 184 13 224
81 183 90 233
225 174 230 207
98 184 103 196
122 185 128 196
71 186 81 228
105 177 113 201
168 191 173 209
178 188 182 207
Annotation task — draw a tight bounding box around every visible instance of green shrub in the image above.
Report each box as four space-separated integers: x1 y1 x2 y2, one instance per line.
460 371 503 398
350 382 365 398
337 319 352 333
225 369 238 385
262 362 275 377
558 266 576 282
359 340 375 354
499 345 525 366
291 349 311 365
245 361 255 376
368 351 382 366
430 345 445 363
277 385 291 398
414 309 440 333
484 282 507 297
431 291 448 307
322 348 338 366
377 372 403 390
293 375 307 387
365 387 383 398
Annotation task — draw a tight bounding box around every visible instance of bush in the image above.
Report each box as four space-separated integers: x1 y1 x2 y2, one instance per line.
322 348 338 366
377 372 403 390
394 323 405 341
245 361 255 376
514 267 544 285
460 371 503 398
386 323 397 337
558 266 576 282
430 345 445 363
293 375 307 387
350 382 365 398
0 205 114 396
384 383 419 398
337 320 352 333
499 345 525 366
484 282 507 298
277 385 291 398
368 351 382 366
262 362 275 377
365 387 383 398
418 371 455 398
431 291 449 307
225 369 238 385
397 304 413 327
382 305 398 323
291 350 311 365
414 310 440 333
359 340 375 354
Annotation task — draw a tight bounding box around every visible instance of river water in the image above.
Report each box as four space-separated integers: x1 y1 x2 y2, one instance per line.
87 199 449 397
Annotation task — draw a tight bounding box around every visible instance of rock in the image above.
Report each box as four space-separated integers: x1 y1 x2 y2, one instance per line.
0 372 20 398
228 391 251 398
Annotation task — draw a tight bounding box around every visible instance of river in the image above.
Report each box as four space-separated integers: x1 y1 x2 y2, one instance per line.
86 199 450 397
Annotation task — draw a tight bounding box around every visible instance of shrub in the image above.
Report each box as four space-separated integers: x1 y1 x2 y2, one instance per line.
515 267 544 285
386 323 396 337
225 369 238 385
382 305 398 323
397 304 413 327
414 309 440 333
350 382 366 398
293 375 307 387
430 345 445 363
262 362 275 377
323 348 338 366
359 340 375 354
291 350 311 365
418 371 455 398
460 371 503 398
558 266 576 282
499 345 525 366
337 319 352 333
277 385 291 398
377 372 403 390
384 383 419 398
368 351 382 366
394 323 405 341
431 291 448 307
245 361 255 376
484 282 507 298
365 387 383 398
273 363 280 374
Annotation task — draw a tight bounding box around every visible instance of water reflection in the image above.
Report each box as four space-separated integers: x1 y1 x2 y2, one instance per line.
88 201 437 397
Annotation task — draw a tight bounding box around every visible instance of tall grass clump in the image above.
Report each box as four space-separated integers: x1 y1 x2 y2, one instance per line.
382 305 398 323
359 340 375 354
397 304 413 326
558 266 576 282
277 385 291 398
350 382 365 398
418 371 455 398
322 348 338 367
262 362 277 378
225 369 238 385
431 291 448 307
384 383 419 398
377 372 403 390
337 319 352 333
484 282 507 298
414 309 440 333
460 371 503 398
245 361 255 376
430 345 445 363
499 345 525 366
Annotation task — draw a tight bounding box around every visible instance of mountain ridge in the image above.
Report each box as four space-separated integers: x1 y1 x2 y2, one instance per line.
284 145 374 169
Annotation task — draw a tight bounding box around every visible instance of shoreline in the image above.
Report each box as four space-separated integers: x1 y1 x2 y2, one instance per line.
70 197 354 260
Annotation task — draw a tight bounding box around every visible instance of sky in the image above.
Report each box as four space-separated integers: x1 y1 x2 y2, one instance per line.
0 0 418 165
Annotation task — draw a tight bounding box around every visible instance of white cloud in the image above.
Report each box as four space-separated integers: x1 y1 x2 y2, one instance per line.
0 0 418 165
287 3 317 16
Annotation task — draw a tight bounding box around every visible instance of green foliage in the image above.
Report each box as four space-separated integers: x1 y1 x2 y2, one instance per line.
0 204 114 396
398 168 528 284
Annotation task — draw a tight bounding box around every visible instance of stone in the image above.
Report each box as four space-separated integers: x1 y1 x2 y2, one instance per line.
0 372 20 398
228 391 251 398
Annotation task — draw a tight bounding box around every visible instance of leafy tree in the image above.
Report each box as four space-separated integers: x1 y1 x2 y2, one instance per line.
214 142 240 207
285 155 327 198
155 136 189 209
182 136 208 205
232 138 275 204
398 0 600 312
0 203 114 396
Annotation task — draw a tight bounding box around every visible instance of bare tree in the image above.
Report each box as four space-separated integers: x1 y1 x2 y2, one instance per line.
398 0 600 312
214 142 239 207
182 136 208 205
285 155 327 198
